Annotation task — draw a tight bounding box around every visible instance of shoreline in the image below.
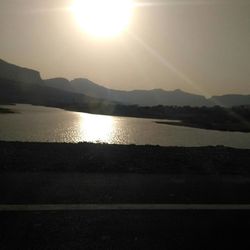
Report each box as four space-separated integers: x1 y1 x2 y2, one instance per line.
1 141 250 175
156 121 250 133
0 107 16 114
1 141 250 205
1 103 250 133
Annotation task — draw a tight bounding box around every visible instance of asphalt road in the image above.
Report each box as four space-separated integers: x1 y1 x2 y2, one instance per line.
1 173 250 249
1 210 250 250
1 173 250 204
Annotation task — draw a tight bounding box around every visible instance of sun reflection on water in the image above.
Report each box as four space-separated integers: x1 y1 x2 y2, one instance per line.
77 112 115 143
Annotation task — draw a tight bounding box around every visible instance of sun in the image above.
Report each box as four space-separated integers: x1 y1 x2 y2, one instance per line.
71 0 134 38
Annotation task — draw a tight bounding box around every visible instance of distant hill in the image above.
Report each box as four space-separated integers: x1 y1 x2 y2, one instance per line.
45 77 250 107
70 78 210 107
0 61 115 109
210 95 250 107
46 77 211 106
0 77 109 107
0 59 42 84
1 58 250 107
44 78 73 92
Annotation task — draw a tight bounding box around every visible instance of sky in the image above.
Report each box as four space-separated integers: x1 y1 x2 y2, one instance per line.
0 0 250 96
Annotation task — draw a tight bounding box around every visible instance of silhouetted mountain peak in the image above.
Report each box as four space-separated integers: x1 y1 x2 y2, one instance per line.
150 88 165 93
0 59 6 64
71 78 107 89
0 58 42 84
46 77 69 82
44 78 72 92
1 58 250 107
174 88 182 92
69 80 209 106
175 89 187 94
72 78 90 82
209 94 250 107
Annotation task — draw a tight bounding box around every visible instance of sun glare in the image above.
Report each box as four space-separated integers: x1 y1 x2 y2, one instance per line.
78 112 115 143
71 0 134 38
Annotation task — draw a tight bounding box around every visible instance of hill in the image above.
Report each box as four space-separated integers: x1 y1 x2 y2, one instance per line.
210 95 250 107
0 77 115 114
69 78 210 106
46 77 250 107
1 58 250 107
0 59 42 84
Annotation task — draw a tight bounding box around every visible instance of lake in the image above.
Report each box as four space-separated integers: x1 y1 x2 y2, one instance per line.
0 104 250 148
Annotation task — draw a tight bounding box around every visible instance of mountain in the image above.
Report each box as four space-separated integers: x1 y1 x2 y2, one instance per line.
1 58 250 107
44 78 73 92
0 77 108 107
0 59 42 84
0 59 113 110
44 76 210 106
210 95 250 107
69 78 210 107
46 77 250 107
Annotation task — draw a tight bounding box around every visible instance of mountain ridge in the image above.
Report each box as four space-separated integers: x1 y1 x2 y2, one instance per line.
1 58 250 107
0 59 42 84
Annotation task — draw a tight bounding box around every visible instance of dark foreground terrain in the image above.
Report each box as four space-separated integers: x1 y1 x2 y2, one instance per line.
0 107 16 114
1 141 250 249
1 141 250 175
1 210 250 250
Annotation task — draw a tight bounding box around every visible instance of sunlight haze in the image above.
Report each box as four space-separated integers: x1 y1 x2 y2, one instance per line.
0 0 250 96
71 0 134 37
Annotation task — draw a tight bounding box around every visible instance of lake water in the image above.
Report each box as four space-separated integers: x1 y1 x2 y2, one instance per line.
0 104 250 148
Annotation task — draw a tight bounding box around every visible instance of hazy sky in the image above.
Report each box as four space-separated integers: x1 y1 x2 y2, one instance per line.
0 0 250 96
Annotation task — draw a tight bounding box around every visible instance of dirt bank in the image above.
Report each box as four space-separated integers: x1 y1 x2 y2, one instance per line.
1 141 250 175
